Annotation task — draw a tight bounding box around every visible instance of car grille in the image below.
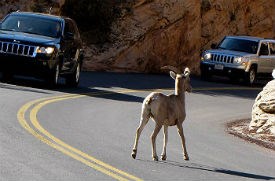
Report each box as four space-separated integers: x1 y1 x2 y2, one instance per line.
0 41 37 57
210 53 235 64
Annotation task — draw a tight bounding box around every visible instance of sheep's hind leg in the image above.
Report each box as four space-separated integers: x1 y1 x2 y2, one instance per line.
151 123 162 161
131 116 150 159
177 124 189 161
161 125 168 161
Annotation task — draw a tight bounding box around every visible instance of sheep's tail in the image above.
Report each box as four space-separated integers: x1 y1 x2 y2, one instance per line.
145 95 154 105
141 93 155 120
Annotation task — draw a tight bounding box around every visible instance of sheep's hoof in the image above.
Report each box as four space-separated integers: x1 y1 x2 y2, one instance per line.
131 149 137 159
183 155 189 161
161 155 167 161
152 156 158 161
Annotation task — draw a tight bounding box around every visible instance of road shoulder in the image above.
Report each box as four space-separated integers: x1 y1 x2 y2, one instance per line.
227 119 275 151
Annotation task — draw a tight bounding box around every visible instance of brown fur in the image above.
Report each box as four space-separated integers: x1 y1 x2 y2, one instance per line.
131 66 191 161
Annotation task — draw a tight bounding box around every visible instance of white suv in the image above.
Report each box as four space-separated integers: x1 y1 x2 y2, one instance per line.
200 36 275 84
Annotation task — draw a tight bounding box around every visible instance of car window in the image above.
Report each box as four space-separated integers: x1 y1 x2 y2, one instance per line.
1 15 61 38
64 19 75 34
269 42 275 55
72 21 81 39
259 42 269 56
218 38 258 54
64 19 81 40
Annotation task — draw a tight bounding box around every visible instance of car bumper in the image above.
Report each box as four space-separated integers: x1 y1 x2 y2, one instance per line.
200 62 246 78
0 53 57 78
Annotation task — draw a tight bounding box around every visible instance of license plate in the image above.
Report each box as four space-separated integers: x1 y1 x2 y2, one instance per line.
214 64 224 70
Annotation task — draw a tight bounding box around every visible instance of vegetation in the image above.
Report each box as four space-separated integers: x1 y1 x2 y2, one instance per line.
31 0 55 13
61 0 133 44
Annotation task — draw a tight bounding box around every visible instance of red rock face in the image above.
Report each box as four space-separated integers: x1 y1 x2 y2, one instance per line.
0 0 64 17
201 0 275 50
1 0 275 73
83 0 275 74
83 0 202 73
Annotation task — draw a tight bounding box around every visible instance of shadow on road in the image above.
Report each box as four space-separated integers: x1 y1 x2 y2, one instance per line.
77 88 144 103
164 160 275 180
0 73 146 103
137 159 275 180
79 72 265 100
0 71 265 101
0 80 51 94
193 75 265 99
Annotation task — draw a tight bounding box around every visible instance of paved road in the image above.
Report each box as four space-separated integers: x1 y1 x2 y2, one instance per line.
1 72 275 181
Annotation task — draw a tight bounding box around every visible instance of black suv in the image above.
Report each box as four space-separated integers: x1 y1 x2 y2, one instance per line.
0 11 84 87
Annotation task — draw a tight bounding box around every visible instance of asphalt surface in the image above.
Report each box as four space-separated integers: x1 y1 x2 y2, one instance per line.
1 72 275 181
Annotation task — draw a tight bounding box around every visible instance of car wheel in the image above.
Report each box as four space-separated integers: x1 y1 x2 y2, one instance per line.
47 64 60 87
66 62 80 87
245 67 256 85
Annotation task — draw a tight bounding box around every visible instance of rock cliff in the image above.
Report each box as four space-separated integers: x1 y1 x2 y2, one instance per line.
83 0 275 73
0 0 64 17
83 0 201 73
0 0 275 73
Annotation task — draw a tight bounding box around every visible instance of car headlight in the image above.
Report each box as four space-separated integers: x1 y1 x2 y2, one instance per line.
36 47 55 54
234 57 243 64
202 52 211 61
234 57 249 67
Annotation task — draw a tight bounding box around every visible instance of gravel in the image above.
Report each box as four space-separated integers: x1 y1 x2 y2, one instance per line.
227 119 275 150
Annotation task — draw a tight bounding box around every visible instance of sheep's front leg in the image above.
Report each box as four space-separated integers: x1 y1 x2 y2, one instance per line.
177 124 189 161
161 125 168 160
151 123 162 161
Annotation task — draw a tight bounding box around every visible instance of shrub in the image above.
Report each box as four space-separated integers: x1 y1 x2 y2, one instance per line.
61 0 130 44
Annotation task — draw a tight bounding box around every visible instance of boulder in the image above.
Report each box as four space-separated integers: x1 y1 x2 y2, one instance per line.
250 77 275 135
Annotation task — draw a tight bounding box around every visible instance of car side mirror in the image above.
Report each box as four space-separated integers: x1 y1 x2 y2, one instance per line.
211 43 217 49
64 32 74 40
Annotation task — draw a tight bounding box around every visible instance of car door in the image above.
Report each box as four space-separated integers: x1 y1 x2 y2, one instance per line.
62 19 77 72
71 19 82 65
257 41 270 73
268 42 275 73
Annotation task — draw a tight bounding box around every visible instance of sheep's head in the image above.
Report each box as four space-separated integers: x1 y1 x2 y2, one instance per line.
161 66 192 93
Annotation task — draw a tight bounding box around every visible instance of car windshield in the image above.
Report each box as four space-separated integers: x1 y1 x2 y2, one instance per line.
218 37 259 54
0 14 61 38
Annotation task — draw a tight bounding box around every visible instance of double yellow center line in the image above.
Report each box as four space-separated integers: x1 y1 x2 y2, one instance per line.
17 92 143 181
17 87 260 180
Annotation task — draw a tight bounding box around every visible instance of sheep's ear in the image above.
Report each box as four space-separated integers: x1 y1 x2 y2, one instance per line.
184 67 191 77
170 71 176 80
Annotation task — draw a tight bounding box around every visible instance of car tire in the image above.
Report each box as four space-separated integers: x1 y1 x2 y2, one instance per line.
46 64 60 87
66 61 80 87
245 67 256 85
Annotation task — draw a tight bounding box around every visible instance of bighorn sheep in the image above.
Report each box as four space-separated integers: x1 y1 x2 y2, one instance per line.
131 66 192 161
